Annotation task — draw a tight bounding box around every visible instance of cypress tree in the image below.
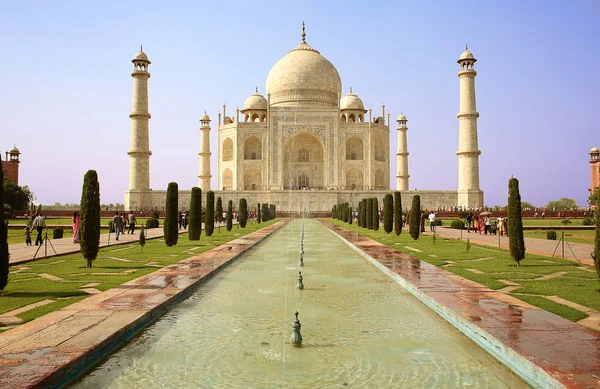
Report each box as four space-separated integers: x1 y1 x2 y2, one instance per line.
333 204 337 220
216 196 223 225
79 170 101 268
409 195 421 240
366 198 374 229
239 198 248 228
226 200 233 231
0 157 9 289
349 206 353 225
342 203 348 222
594 188 600 278
188 187 202 240
394 191 402 236
270 204 275 220
508 178 525 266
205 191 215 236
257 203 262 223
373 198 380 231
361 198 367 227
383 193 393 233
139 227 146 252
262 203 269 221
163 182 179 247
357 201 362 226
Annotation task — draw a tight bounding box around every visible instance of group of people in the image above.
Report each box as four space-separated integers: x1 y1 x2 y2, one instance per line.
464 213 508 236
24 213 47 246
112 211 137 241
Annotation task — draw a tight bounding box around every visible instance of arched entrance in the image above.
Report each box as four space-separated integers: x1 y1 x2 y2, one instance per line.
283 132 325 189
222 168 233 190
244 168 262 190
346 168 363 190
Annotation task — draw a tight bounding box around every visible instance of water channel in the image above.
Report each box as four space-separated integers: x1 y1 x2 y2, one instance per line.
71 219 528 388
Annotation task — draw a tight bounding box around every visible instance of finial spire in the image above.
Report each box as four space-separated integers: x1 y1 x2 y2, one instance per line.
140 45 143 52
465 44 468 50
301 21 306 43
255 86 258 93
349 86 352 93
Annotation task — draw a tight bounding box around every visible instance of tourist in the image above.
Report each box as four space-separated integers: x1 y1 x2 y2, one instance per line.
420 213 425 233
178 211 183 229
121 213 127 235
484 216 491 235
428 211 436 232
465 213 473 233
112 211 122 241
72 211 80 243
473 215 480 234
32 213 46 246
24 227 32 246
182 212 188 229
128 211 136 234
542 211 545 219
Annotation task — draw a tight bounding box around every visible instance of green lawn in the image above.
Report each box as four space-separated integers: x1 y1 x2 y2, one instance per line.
523 229 595 245
1 219 279 325
329 219 599 324
440 218 592 227
8 228 74 243
7 217 154 226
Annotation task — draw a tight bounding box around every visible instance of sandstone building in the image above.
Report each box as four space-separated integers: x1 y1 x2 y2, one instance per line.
2 146 20 185
125 26 484 212
589 146 600 194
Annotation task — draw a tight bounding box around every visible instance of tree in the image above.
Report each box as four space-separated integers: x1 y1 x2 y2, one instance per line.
343 203 348 222
546 198 579 211
226 200 233 231
205 191 215 236
3 177 34 211
257 203 262 223
383 194 393 233
394 191 402 236
270 204 276 220
188 187 202 240
366 198 374 229
0 158 9 290
409 195 421 240
508 178 525 266
262 203 269 222
357 201 362 227
361 199 367 228
215 196 223 225
520 201 536 209
79 170 101 268
139 227 146 252
593 187 600 278
373 198 380 231
163 182 179 247
239 198 248 228
349 206 353 225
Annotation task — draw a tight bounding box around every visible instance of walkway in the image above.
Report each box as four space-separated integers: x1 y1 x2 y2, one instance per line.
431 226 594 265
9 228 170 266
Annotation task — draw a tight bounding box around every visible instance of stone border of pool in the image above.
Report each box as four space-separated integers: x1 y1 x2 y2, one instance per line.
319 220 600 389
0 220 288 389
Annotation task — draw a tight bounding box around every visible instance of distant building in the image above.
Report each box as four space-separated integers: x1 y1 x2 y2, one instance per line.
2 146 20 185
589 146 600 194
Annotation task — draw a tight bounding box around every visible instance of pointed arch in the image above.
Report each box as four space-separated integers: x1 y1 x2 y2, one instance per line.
346 136 363 160
222 168 233 190
222 138 233 161
244 136 262 160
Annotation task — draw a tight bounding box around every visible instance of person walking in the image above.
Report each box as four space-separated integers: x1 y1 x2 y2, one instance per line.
484 216 491 235
128 211 137 234
72 211 80 243
24 227 32 246
465 213 473 233
182 211 188 229
112 211 123 241
428 211 436 232
32 213 46 246
121 213 127 235
178 211 183 230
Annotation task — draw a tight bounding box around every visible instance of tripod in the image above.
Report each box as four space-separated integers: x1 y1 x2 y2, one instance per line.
552 231 579 262
33 227 57 260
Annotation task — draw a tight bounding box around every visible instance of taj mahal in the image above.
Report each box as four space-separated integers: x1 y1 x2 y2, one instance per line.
124 24 483 213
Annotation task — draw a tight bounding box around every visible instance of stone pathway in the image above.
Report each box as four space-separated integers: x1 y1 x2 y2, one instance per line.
0 220 288 389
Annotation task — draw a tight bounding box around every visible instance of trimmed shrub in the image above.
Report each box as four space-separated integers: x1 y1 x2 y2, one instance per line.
361 199 367 228
373 198 379 231
270 204 276 220
366 198 374 229
52 228 64 239
262 203 269 222
434 219 443 226
80 170 101 268
257 203 262 223
409 195 421 240
393 191 402 236
561 218 572 225
205 191 215 236
582 216 593 226
145 218 159 229
383 194 393 234
357 202 362 226
450 219 465 229
349 206 353 225
188 187 202 240
0 157 7 290
226 200 233 231
239 198 248 228
546 230 557 240
215 196 223 225
151 210 160 219
508 178 525 266
139 227 146 251
163 182 179 247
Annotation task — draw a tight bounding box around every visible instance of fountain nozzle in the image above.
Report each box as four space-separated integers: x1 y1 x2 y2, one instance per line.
290 311 303 345
299 254 304 267
297 271 304 290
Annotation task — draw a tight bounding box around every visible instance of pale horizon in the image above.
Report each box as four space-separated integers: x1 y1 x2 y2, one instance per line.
1 0 598 208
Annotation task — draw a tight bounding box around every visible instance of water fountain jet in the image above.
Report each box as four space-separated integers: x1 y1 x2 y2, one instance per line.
297 271 304 290
290 311 302 345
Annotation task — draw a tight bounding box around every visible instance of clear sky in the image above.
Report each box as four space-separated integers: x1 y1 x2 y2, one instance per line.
1 0 598 208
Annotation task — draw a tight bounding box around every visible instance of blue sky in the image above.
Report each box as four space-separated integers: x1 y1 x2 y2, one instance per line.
1 0 598 207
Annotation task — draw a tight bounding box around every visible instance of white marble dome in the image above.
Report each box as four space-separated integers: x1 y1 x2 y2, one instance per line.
266 41 341 107
591 146 599 153
134 50 149 62
340 91 364 111
459 47 475 61
243 91 268 111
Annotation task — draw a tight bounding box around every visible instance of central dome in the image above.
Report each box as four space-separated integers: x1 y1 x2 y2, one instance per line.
266 38 342 107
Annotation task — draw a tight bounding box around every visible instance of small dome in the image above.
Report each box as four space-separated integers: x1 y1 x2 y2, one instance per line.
591 146 599 153
201 112 210 121
397 113 407 121
458 45 476 62
133 46 149 62
9 146 19 153
340 90 364 111
243 91 268 111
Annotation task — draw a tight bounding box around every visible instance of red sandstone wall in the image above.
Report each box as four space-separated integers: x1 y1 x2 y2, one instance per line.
2 161 18 185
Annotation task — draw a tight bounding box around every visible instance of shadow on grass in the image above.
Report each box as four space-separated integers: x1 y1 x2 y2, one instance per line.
2 291 88 298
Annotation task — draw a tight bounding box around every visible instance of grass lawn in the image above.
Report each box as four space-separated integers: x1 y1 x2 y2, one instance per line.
439 218 592 227
8 228 74 243
329 219 600 324
523 229 595 245
0 219 279 325
7 218 154 226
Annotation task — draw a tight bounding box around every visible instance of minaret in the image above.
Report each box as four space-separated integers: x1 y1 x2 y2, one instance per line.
456 45 483 207
589 146 600 194
198 112 212 190
127 46 152 192
396 113 409 190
